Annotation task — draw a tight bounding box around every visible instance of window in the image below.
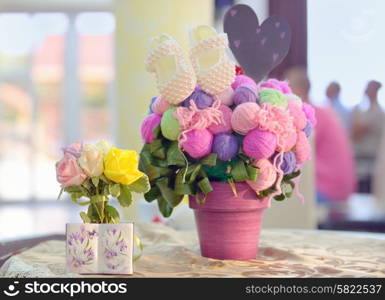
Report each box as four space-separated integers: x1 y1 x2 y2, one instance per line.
0 12 115 202
308 0 385 108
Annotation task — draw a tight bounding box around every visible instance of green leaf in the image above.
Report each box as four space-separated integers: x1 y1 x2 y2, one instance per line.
283 170 301 181
198 168 207 179
274 194 286 201
237 153 250 163
105 205 120 222
200 153 217 166
231 159 249 182
71 193 81 202
144 186 160 202
139 148 168 181
149 139 162 153
82 179 93 191
102 184 110 196
157 197 173 217
64 186 83 193
282 180 295 198
259 187 276 198
197 177 213 195
100 174 113 184
150 139 166 159
151 158 168 168
80 211 91 223
202 161 231 182
167 142 186 166
117 185 133 207
153 125 161 139
87 205 99 223
109 183 121 197
188 164 201 184
246 165 259 182
127 175 150 193
90 195 107 204
175 169 194 195
155 177 184 207
91 177 99 188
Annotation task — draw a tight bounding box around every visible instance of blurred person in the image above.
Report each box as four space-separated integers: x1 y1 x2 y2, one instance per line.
285 66 356 205
373 127 385 210
351 80 385 193
326 81 351 130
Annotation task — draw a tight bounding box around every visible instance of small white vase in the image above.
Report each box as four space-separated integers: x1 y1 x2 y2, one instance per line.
66 223 134 275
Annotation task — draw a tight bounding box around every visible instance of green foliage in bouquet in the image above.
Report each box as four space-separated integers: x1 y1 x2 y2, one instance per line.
56 141 150 223
139 126 299 217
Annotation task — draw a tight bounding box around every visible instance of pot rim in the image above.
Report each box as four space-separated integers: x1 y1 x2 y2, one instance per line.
189 181 271 212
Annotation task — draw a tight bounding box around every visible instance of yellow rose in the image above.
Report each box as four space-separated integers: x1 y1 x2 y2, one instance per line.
104 147 144 185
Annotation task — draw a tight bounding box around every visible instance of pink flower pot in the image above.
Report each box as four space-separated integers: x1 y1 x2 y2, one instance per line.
189 182 270 260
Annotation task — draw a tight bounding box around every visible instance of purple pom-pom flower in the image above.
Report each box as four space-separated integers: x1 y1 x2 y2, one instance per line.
303 121 312 137
212 133 239 161
182 88 213 109
148 96 157 113
272 151 297 174
232 84 259 106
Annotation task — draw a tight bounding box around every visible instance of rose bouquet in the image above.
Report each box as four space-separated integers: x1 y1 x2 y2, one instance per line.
56 141 149 274
56 141 150 223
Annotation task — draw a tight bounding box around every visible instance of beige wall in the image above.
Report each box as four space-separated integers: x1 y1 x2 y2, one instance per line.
263 136 317 229
114 0 214 219
114 0 214 151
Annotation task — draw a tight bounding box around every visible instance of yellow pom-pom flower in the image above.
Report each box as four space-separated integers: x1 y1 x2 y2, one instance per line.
104 147 144 185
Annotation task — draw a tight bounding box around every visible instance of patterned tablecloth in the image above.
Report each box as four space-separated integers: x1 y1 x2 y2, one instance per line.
1 222 385 278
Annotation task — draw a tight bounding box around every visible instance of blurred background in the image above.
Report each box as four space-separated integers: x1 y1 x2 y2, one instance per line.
1 0 385 240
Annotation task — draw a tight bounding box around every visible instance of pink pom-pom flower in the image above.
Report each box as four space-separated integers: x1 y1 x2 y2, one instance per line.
243 129 277 159
231 102 260 135
302 103 317 126
208 105 233 134
295 131 311 164
141 113 161 143
231 74 257 90
246 159 277 192
214 86 234 106
288 101 307 130
151 96 171 115
181 129 213 159
259 78 292 94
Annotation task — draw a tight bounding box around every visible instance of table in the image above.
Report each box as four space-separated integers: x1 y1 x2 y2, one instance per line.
1 222 385 277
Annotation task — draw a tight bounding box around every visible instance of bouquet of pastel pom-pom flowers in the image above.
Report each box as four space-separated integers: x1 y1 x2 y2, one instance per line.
139 23 316 218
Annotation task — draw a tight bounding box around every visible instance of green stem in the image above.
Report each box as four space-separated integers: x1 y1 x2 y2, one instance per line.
91 195 106 223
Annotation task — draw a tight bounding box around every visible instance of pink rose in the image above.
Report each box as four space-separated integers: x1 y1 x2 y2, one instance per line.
62 142 83 158
56 154 87 187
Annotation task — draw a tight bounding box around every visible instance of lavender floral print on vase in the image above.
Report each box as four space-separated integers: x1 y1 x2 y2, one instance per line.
66 224 99 274
99 224 133 274
66 223 134 275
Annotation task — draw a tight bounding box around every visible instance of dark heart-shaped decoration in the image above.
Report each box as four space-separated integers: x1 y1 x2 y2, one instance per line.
224 4 291 83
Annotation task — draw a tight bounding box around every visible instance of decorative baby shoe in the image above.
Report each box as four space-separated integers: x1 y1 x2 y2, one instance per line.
189 25 235 96
145 34 196 105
